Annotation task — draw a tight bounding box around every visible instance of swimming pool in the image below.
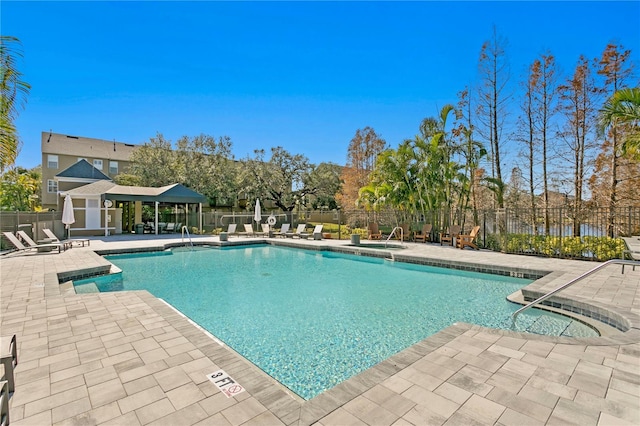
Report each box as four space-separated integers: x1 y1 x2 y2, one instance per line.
74 245 597 399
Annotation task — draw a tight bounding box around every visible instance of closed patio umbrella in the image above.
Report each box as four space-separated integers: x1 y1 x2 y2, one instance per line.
254 198 261 231
62 194 76 239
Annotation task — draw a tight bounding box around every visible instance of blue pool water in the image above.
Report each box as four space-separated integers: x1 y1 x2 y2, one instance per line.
75 246 597 399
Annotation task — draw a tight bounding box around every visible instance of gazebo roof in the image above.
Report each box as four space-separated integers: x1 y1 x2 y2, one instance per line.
63 182 207 204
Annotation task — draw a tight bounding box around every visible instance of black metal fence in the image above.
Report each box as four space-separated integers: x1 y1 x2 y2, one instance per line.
2 206 639 261
338 206 640 261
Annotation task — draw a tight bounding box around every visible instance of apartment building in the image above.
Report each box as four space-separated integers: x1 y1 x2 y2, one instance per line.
41 132 139 210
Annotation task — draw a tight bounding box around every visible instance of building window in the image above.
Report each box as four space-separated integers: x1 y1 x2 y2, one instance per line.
47 180 58 193
47 155 58 169
93 159 103 170
109 161 118 175
77 157 87 162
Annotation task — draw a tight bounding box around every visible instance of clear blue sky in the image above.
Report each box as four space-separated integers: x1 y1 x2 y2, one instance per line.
4 1 640 169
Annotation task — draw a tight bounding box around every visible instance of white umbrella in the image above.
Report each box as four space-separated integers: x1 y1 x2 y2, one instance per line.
62 194 76 239
254 198 262 231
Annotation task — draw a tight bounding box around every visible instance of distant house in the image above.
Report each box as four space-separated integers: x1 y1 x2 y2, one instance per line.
41 132 139 210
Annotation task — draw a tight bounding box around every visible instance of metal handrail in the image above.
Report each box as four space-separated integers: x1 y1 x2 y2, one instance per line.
181 226 194 249
512 259 640 323
385 226 404 247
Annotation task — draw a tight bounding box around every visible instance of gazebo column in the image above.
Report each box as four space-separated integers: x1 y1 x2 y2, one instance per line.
199 202 202 233
134 201 143 230
155 201 159 235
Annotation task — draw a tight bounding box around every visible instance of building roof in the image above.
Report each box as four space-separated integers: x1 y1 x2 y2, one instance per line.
63 182 207 204
42 132 139 161
56 159 112 181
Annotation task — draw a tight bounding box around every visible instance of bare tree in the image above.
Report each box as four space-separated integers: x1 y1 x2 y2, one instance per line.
558 55 600 236
517 53 558 234
336 127 386 209
476 26 511 208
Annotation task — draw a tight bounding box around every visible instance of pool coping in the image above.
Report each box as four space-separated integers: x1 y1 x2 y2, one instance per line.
53 238 640 425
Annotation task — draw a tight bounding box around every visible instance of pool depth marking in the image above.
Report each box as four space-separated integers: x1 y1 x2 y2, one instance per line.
207 370 245 398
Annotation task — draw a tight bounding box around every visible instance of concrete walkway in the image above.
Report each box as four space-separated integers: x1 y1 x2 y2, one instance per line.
1 235 639 425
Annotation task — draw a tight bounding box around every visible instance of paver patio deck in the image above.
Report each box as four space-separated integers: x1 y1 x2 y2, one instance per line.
1 234 639 425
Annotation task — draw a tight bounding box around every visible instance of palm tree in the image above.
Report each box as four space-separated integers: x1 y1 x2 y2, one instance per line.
599 87 640 159
1 36 31 171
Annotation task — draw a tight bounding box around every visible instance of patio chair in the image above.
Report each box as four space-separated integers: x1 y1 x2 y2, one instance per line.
300 224 323 240
1 334 17 392
439 225 461 246
399 223 411 241
2 231 63 255
43 228 90 247
165 223 176 232
457 225 481 250
287 224 307 238
368 223 382 240
273 223 290 238
414 224 433 243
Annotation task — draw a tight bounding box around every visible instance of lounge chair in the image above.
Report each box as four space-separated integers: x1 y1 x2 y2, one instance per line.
300 224 323 240
440 225 461 246
414 224 433 243
273 223 290 238
368 223 382 240
43 228 90 247
225 223 238 236
457 225 481 250
2 231 64 254
18 230 71 251
239 224 255 237
1 334 17 392
287 224 307 238
255 223 269 237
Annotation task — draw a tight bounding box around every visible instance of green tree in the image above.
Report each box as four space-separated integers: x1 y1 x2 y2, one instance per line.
599 87 640 160
0 166 41 211
174 134 236 206
126 133 237 206
0 36 31 171
238 147 316 212
595 44 634 236
307 162 342 210
127 133 179 186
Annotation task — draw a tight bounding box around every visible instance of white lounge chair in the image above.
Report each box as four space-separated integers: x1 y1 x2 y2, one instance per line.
288 224 307 238
43 228 90 247
18 230 70 251
2 231 63 254
225 223 238 236
239 224 255 237
300 224 323 240
257 223 269 237
273 223 290 238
